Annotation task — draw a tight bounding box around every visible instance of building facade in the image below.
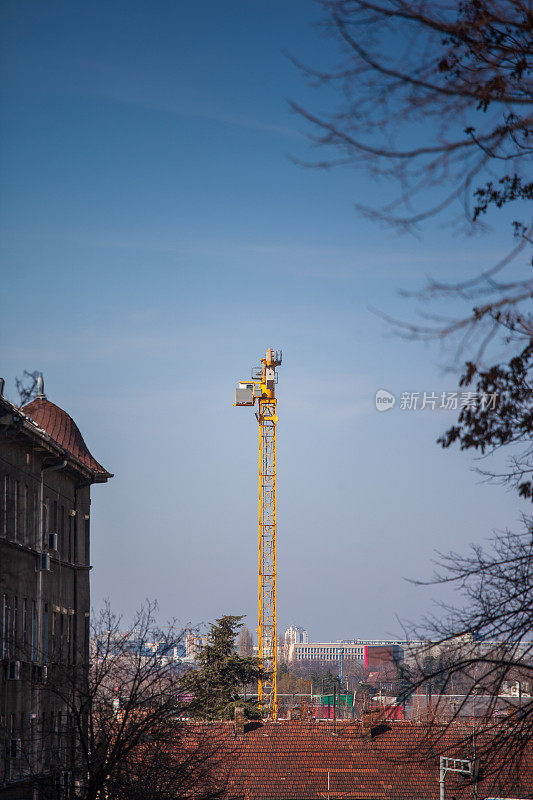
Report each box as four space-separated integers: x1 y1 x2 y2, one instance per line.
0 380 111 798
287 640 366 663
287 639 403 667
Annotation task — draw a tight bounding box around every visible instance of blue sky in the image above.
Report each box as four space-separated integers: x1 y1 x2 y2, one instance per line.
0 0 526 641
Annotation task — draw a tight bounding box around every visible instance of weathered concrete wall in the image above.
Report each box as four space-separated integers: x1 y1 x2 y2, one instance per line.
0 416 98 797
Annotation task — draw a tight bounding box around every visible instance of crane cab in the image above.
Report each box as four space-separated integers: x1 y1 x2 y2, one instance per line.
234 381 256 406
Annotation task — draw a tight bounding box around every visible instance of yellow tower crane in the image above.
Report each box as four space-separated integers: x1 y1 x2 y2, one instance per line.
234 347 282 720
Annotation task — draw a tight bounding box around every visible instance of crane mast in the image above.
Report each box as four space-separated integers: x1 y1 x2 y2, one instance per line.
234 348 282 720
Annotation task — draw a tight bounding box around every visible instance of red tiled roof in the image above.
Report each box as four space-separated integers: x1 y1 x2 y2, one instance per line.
22 397 111 477
175 720 533 800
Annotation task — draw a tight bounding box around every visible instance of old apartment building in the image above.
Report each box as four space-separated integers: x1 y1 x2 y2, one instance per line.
0 378 111 798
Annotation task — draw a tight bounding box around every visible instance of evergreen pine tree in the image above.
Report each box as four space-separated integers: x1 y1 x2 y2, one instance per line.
180 615 266 720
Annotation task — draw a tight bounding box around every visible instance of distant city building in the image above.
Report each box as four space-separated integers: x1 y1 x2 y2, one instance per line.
284 625 308 646
0 377 112 796
287 639 403 666
288 641 364 663
121 636 186 664
185 632 207 661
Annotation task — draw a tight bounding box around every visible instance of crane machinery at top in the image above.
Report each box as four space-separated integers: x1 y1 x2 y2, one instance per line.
234 348 282 720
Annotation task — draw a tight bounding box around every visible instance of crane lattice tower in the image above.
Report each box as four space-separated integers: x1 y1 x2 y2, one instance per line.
234 348 282 720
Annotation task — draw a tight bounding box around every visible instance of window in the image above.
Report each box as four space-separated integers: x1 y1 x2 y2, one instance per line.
57 712 63 763
68 515 73 562
3 474 9 537
67 614 72 665
31 601 37 661
1 474 5 536
50 711 56 765
9 713 17 777
51 611 57 662
73 512 78 563
41 712 46 765
22 599 27 653
43 603 49 663
60 613 64 664
33 490 38 547
2 594 8 658
13 596 18 654
60 505 65 559
13 480 19 541
22 485 28 544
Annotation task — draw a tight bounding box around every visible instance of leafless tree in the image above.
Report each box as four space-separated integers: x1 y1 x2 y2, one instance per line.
292 0 532 355
29 601 226 800
15 370 41 407
295 16 532 767
402 520 533 782
237 625 253 657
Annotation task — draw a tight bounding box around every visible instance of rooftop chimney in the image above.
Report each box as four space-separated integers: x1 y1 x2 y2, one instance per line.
234 707 245 737
361 709 381 738
36 374 46 400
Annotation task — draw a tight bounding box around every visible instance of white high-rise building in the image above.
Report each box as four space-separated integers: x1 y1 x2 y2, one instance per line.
284 625 308 646
185 632 207 660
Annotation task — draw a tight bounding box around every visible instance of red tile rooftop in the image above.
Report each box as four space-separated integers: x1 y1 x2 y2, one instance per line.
23 396 111 477
169 719 533 799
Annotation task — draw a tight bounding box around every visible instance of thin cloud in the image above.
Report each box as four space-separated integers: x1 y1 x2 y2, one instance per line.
18 53 299 139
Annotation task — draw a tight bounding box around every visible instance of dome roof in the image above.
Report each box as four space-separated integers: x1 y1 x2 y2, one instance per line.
22 396 111 477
